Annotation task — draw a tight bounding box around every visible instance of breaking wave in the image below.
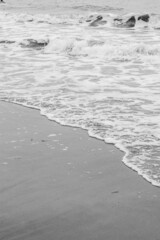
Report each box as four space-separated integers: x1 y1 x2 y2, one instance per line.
1 36 160 61
45 38 160 59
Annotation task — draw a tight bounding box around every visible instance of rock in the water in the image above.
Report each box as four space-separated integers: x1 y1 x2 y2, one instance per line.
20 39 49 49
138 14 150 22
89 15 107 27
115 16 136 28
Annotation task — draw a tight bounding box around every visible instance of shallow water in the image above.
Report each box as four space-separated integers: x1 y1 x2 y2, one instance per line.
1 2 160 186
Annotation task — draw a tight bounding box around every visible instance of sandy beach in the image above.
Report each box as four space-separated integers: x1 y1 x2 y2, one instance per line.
1 0 160 239
0 101 160 240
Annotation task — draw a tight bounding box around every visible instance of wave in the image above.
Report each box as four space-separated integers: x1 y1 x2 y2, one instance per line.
1 36 160 60
44 38 160 60
1 95 160 187
1 9 160 187
0 11 81 25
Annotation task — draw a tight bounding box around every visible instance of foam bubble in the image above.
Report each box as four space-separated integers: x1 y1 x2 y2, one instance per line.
1 10 160 187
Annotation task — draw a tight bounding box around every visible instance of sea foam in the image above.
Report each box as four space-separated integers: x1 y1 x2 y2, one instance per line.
1 10 160 186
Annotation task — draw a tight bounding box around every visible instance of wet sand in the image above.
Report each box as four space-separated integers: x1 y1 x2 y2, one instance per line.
0 101 160 240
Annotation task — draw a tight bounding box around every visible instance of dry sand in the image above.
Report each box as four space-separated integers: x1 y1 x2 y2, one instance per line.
0 101 160 240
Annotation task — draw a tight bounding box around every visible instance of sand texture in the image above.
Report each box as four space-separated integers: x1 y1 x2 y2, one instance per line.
0 101 160 240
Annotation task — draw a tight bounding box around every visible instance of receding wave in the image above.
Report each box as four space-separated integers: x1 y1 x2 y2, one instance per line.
1 10 160 187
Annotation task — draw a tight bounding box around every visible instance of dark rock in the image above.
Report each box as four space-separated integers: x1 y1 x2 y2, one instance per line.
116 16 136 28
96 15 103 21
20 39 49 49
125 16 136 27
89 15 107 27
138 14 150 22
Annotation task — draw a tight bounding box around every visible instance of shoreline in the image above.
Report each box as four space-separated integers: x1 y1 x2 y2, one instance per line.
0 101 160 240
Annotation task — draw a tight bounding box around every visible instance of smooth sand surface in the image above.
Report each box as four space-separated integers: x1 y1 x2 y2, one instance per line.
0 101 160 240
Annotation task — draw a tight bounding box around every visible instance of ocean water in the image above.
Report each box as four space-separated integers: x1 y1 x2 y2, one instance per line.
1 1 160 186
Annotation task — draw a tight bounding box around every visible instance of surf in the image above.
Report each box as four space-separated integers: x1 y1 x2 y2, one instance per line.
1 9 160 187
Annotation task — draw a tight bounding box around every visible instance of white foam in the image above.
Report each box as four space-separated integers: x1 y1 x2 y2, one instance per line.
1 10 160 187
